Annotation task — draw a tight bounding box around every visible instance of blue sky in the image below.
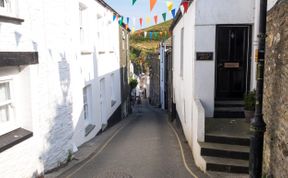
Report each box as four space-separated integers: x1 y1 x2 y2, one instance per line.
104 0 182 30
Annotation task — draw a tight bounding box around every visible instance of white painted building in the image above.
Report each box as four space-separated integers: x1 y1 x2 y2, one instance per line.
171 0 278 173
0 0 122 177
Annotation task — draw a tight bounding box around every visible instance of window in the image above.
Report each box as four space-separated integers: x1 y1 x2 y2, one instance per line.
83 85 92 121
0 79 16 136
0 0 11 14
110 74 116 106
180 28 184 78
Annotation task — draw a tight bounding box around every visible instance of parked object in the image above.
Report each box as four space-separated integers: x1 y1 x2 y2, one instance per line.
244 90 256 122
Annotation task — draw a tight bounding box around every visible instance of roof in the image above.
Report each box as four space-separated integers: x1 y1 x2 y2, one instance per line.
96 0 131 32
170 0 193 31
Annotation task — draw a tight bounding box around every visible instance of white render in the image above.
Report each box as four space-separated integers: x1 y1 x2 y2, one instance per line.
159 42 165 110
0 0 122 177
172 0 276 172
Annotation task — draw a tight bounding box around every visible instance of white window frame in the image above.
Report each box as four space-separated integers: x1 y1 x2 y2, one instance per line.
0 77 16 136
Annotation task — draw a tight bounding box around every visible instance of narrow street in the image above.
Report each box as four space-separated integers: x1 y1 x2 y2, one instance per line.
59 101 207 178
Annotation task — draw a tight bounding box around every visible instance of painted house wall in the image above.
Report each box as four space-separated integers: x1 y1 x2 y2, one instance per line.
0 0 121 177
159 43 165 110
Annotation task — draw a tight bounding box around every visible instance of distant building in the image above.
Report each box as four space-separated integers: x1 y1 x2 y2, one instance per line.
0 0 124 177
159 38 172 110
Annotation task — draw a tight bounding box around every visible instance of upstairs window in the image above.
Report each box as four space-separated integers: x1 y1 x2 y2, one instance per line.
0 0 11 14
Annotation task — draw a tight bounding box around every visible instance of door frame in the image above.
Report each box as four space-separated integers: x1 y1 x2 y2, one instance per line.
214 24 252 100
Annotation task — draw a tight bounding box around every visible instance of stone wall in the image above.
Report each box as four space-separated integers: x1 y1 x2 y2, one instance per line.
263 0 288 177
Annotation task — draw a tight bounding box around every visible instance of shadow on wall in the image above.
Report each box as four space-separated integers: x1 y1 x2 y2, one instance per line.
40 52 74 173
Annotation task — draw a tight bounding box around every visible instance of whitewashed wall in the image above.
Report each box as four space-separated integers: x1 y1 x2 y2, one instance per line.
0 0 121 177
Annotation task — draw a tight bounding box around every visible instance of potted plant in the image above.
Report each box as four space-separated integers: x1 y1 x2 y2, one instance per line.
244 90 256 122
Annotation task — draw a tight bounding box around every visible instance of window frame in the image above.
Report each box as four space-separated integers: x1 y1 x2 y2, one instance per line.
0 77 16 136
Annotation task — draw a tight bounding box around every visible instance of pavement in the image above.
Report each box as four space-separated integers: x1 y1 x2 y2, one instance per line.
46 100 208 178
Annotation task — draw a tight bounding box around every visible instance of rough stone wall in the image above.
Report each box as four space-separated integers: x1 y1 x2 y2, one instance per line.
149 54 160 106
263 0 288 177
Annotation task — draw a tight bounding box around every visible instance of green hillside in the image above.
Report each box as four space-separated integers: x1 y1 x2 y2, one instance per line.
129 20 172 74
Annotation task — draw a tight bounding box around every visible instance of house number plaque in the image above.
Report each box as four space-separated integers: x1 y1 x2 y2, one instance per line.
196 52 213 61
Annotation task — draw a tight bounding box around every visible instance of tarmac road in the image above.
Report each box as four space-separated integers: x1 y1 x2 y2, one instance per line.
59 101 207 178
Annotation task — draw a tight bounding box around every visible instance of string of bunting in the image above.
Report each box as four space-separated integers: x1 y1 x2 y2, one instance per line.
113 1 190 32
133 30 171 40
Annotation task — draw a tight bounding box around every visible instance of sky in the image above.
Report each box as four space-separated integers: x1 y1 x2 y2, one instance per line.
104 0 182 30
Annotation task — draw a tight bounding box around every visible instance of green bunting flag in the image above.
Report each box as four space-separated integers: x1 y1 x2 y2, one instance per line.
132 0 137 5
162 13 167 22
119 16 123 25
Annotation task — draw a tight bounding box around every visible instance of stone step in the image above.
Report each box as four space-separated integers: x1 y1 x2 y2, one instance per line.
200 142 249 160
205 134 250 146
214 110 245 118
215 100 244 107
203 156 249 174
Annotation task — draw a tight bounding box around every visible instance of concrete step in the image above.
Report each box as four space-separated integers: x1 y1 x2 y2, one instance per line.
205 134 250 146
200 142 249 160
203 156 249 174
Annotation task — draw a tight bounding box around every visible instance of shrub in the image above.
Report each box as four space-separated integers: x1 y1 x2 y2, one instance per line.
129 78 138 89
244 90 256 111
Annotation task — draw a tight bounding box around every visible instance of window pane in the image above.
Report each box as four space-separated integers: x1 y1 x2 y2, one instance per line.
0 105 9 123
0 82 10 102
0 0 4 7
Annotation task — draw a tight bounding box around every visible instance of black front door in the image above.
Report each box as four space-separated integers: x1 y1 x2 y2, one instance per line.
215 26 250 100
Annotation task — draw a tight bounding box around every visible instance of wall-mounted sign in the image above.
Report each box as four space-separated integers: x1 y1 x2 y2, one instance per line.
196 52 213 61
224 62 240 68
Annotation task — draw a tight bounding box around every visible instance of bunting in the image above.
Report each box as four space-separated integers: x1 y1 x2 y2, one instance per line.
162 13 167 22
113 15 116 21
166 1 173 11
132 27 135 33
127 17 130 25
149 32 153 40
146 17 151 25
154 15 158 25
140 18 143 27
144 31 147 38
150 0 157 11
132 0 137 5
119 16 123 25
171 8 176 18
182 2 189 13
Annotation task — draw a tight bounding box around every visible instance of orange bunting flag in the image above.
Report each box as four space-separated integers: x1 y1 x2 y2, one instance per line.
154 15 158 25
160 32 163 36
125 24 128 30
140 18 143 27
150 0 157 11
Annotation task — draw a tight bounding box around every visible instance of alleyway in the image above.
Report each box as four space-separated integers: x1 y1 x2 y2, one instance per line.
58 101 207 178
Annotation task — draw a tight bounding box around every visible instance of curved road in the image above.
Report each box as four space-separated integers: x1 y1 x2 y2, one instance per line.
61 101 206 178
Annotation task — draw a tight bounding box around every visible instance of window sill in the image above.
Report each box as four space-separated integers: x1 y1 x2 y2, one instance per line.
0 128 33 153
85 124 95 137
0 15 24 24
111 100 116 107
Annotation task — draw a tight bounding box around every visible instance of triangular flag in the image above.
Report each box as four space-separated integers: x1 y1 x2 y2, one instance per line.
154 32 158 38
182 2 189 13
150 0 157 11
139 18 143 27
132 27 135 33
127 17 130 25
180 5 184 15
144 31 147 38
149 32 153 40
154 15 158 25
171 9 176 18
116 15 119 22
119 16 123 25
113 15 116 21
125 24 128 30
146 17 151 25
166 1 173 11
162 13 167 22
132 0 137 5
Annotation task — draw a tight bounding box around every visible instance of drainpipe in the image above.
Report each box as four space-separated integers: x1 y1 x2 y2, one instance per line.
249 0 267 177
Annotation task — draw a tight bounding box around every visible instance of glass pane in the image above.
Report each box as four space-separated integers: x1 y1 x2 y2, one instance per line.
0 105 9 123
0 82 10 102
